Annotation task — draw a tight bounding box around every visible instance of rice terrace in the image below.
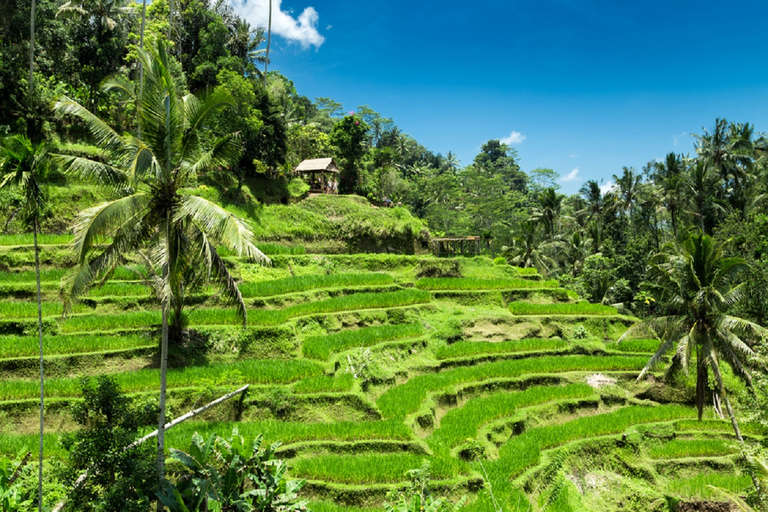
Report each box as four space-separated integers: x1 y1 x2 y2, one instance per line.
2 0 768 511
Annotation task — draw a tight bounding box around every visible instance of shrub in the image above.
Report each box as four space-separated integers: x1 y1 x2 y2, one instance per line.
415 260 461 278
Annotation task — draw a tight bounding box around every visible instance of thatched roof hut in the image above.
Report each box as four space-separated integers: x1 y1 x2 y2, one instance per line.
294 158 340 193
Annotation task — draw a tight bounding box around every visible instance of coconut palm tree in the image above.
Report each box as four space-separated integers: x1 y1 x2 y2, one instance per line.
621 233 766 450
264 0 272 84
54 40 269 486
0 134 49 512
502 220 556 276
29 0 36 106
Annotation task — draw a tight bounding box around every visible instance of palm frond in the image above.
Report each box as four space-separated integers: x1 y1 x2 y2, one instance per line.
52 154 128 190
71 194 149 263
54 97 125 155
178 195 270 264
102 76 136 101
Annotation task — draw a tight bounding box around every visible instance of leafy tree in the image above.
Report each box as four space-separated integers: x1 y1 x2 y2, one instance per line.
55 40 269 484
158 429 309 512
330 114 369 193
622 234 766 443
0 134 49 509
531 187 566 240
61 376 156 512
473 139 527 193
527 168 560 197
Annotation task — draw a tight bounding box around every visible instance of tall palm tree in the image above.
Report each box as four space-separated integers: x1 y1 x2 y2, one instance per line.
29 0 36 109
0 135 49 512
54 40 269 486
621 234 766 451
264 0 272 84
611 166 642 222
502 220 556 276
578 179 603 222
531 187 565 240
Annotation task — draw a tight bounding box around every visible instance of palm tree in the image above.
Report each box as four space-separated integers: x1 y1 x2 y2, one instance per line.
531 188 565 240
264 0 272 84
502 220 556 276
29 0 36 109
54 40 269 486
0 135 49 512
611 166 642 222
620 234 766 453
578 179 604 222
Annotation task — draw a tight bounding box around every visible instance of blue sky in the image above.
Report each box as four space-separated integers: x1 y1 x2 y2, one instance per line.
232 0 768 194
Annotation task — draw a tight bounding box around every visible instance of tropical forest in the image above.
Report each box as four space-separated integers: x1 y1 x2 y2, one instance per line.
2 1 768 511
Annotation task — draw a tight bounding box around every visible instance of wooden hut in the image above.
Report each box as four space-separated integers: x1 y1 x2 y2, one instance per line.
294 157 340 194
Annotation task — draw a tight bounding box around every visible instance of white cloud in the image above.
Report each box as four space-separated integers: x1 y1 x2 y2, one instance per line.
559 167 581 183
600 180 616 195
230 0 325 49
500 130 526 145
569 151 578 159
672 131 688 147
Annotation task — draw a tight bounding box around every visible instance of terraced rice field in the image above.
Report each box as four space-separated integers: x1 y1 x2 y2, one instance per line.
0 244 759 511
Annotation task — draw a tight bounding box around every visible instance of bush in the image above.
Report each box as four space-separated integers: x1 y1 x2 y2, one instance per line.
415 260 461 278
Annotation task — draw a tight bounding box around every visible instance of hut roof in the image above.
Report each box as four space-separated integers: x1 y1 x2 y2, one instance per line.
294 157 340 173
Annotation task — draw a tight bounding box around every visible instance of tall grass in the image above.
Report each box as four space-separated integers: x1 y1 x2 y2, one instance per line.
292 373 354 393
0 359 323 400
0 301 89 318
0 334 153 359
166 419 413 448
415 278 559 291
254 243 306 255
509 302 618 316
290 454 467 484
0 267 143 283
428 384 595 449
239 273 394 298
494 405 695 478
675 419 765 436
435 338 569 360
0 234 73 245
666 473 751 498
249 289 431 326
614 339 661 353
303 323 424 360
376 354 649 418
648 439 736 459
60 311 161 333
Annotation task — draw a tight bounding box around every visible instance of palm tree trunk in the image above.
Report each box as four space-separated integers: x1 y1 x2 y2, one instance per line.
138 0 147 139
28 0 36 138
264 0 272 85
696 346 707 421
156 212 170 508
34 219 43 512
711 361 761 493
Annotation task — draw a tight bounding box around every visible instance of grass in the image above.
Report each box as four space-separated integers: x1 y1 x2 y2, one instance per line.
614 339 661 353
0 334 154 359
666 473 751 499
0 234 73 245
252 242 306 255
435 338 569 360
376 354 650 418
428 384 596 450
166 419 413 448
508 302 618 316
648 439 737 459
415 278 559 290
494 405 695 478
60 310 162 333
303 322 424 360
249 289 431 326
675 419 766 436
0 359 323 400
289 454 467 484
292 373 355 393
0 301 89 319
239 273 394 297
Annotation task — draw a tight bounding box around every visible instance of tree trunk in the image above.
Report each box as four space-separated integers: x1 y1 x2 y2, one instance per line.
696 346 707 421
264 0 272 84
156 212 171 510
28 0 35 139
138 0 147 139
711 360 761 494
34 219 44 512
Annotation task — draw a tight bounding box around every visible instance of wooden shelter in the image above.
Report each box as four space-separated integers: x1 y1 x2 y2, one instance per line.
294 157 340 194
430 236 482 257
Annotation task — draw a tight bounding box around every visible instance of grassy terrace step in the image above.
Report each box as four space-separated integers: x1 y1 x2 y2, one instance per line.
415 277 559 290
675 419 766 436
165 419 414 449
427 384 596 450
435 338 569 360
0 334 154 359
666 473 751 499
614 338 662 353
0 301 90 319
0 234 74 245
0 359 323 401
239 273 394 297
376 354 649 419
248 289 431 326
303 323 425 360
648 439 737 459
293 373 355 393
495 405 696 479
290 453 469 484
508 302 620 316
